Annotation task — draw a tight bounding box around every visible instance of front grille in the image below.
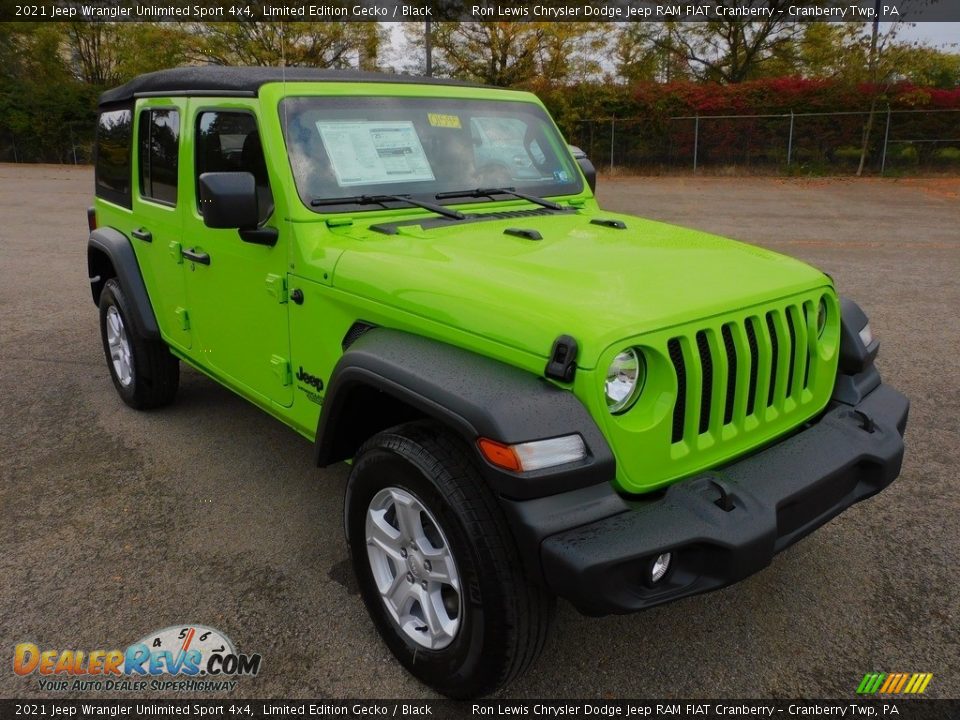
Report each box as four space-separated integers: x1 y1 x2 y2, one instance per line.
667 300 817 446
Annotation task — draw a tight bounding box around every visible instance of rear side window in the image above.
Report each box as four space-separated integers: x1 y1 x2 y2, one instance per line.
95 108 133 208
139 109 180 206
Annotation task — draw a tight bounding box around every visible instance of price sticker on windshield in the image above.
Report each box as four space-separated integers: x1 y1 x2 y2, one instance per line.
427 113 462 129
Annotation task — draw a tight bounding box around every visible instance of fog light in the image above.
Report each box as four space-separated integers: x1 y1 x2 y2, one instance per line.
651 553 671 583
858 322 873 347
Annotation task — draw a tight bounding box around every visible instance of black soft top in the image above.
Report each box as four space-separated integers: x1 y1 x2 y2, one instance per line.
99 66 484 106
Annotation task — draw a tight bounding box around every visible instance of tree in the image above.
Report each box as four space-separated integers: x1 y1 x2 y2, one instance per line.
615 22 691 84
190 22 383 68
652 2 806 83
404 22 606 86
535 23 606 84
62 22 192 86
792 23 869 80
407 22 543 85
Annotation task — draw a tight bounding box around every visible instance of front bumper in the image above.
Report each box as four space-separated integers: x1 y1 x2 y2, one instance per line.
502 382 909 616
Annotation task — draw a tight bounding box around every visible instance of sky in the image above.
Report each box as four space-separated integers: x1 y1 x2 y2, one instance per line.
895 22 960 49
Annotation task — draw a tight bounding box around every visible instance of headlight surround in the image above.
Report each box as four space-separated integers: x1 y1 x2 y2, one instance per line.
605 348 645 414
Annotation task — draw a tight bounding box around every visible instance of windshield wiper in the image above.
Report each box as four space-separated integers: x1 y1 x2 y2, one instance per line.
311 194 464 221
435 187 565 212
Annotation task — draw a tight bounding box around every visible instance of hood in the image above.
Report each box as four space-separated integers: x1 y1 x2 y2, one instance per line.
329 211 830 369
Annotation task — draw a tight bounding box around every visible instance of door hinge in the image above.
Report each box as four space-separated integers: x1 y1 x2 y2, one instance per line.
270 355 292 386
175 307 190 331
265 273 288 304
168 241 183 264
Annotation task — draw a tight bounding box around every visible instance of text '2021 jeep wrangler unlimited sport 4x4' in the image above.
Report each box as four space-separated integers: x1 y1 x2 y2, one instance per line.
88 67 908 698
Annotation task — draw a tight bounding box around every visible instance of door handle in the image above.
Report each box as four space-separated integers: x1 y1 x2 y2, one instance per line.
131 228 152 243
182 248 210 265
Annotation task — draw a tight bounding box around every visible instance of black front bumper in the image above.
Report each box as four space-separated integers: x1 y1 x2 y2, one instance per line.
502 382 909 616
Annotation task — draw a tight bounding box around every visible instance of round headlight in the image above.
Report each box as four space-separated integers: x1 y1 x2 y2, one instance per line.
605 348 645 414
817 298 828 337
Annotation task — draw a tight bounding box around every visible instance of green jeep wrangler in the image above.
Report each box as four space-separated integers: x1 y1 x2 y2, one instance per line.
88 67 908 697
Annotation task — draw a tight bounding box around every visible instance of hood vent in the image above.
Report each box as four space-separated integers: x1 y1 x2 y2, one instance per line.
504 228 543 241
590 218 627 229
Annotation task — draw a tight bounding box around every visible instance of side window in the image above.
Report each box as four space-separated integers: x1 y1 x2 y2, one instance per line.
195 111 273 223
138 109 180 206
95 107 133 208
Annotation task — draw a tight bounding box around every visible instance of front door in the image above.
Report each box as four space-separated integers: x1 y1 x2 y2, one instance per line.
181 104 293 407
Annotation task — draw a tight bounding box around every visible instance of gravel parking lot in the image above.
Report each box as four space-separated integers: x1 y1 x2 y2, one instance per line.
1 165 957 699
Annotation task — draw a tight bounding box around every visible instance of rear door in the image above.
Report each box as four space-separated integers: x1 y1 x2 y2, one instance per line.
131 99 191 350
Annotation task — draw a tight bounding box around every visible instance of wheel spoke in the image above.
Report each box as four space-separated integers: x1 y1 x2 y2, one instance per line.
366 509 403 560
392 493 424 543
417 585 454 645
385 572 414 614
426 556 459 590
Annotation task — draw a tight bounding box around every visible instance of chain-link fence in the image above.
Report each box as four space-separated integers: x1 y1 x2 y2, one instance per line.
570 108 960 175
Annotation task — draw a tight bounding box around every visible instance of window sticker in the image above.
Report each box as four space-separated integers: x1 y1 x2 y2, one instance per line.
427 113 462 129
315 121 435 187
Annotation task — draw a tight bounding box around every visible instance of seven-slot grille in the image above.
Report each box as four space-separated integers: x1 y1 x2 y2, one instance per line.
667 301 819 445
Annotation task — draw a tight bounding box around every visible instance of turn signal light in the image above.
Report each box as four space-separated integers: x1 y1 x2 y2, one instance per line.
477 438 523 473
478 434 587 473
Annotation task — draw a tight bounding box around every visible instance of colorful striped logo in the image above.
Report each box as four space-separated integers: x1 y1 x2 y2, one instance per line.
857 672 933 694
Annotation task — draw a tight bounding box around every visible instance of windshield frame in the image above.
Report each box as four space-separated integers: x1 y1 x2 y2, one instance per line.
278 94 583 214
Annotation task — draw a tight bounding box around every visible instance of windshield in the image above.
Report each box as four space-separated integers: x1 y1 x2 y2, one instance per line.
279 96 582 212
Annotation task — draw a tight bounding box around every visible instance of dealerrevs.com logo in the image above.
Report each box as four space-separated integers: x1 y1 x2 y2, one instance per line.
13 625 261 692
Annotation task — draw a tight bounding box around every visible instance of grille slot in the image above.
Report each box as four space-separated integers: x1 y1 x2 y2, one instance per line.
785 308 798 394
696 331 712 435
766 312 780 407
667 301 819 447
745 318 759 416
721 324 737 425
668 338 686 444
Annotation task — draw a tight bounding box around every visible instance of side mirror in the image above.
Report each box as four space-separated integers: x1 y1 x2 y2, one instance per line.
568 145 596 194
198 172 259 230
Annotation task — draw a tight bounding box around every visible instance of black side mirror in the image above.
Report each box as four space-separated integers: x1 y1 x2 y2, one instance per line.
198 172 259 230
568 145 596 194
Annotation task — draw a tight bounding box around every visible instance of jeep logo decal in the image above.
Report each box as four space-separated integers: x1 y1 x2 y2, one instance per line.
296 366 324 392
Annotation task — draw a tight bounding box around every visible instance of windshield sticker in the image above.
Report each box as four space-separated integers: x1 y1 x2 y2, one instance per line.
315 121 435 187
427 113 462 129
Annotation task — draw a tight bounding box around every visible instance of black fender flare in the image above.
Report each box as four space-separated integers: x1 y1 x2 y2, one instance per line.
314 328 615 500
87 227 160 340
833 296 882 406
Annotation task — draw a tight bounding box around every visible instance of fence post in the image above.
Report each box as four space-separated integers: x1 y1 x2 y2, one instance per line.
609 117 615 173
880 105 892 176
693 114 699 173
787 110 795 166
70 127 78 165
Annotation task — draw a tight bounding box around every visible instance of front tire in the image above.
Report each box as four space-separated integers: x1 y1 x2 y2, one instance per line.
98 278 179 409
345 422 554 698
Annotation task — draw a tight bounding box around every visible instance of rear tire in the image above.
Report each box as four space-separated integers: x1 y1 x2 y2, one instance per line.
98 278 179 409
345 421 554 698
